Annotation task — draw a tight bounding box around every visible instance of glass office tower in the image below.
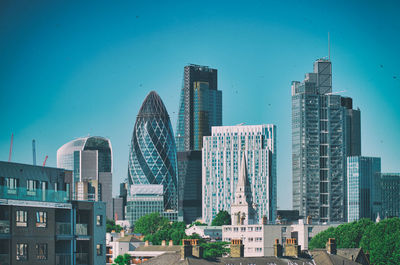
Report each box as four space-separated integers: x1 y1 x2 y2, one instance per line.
175 64 222 224
347 156 381 222
57 136 113 219
176 64 222 152
379 173 400 218
127 91 178 214
292 59 361 223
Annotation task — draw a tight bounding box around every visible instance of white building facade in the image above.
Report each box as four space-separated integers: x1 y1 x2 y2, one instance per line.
222 220 340 257
202 124 276 224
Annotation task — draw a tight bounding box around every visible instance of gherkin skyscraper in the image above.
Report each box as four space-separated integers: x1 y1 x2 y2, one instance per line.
127 91 178 212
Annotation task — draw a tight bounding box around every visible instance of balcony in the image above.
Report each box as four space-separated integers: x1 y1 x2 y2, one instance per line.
0 186 69 203
56 222 71 235
76 253 88 265
0 220 10 234
56 254 71 265
76 224 88 236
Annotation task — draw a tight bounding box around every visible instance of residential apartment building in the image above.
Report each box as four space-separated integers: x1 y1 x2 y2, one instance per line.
202 124 276 224
0 161 106 265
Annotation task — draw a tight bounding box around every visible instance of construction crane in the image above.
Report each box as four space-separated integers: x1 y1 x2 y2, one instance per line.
8 133 13 162
43 155 48 167
32 139 37 165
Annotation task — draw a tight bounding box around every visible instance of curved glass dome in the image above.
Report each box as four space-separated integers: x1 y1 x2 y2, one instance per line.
128 91 178 210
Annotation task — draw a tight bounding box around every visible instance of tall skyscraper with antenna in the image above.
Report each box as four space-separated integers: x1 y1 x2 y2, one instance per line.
292 58 361 222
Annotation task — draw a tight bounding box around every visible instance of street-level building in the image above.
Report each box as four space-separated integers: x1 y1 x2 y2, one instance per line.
185 226 222 241
0 161 106 265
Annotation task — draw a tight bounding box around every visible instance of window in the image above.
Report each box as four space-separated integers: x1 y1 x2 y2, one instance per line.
16 210 27 227
36 212 47 228
96 244 102 256
6 178 18 194
36 243 47 260
281 227 287 232
16 243 28 261
27 180 37 195
96 215 103 226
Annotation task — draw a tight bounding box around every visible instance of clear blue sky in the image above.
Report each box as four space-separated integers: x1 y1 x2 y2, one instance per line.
1 0 399 209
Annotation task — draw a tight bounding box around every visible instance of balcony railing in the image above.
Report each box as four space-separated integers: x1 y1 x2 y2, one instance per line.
76 224 88 236
0 220 10 234
0 186 69 203
76 253 88 265
56 254 71 265
0 254 9 264
56 222 71 235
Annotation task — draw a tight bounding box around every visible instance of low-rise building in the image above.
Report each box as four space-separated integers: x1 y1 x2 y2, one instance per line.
221 157 340 257
0 161 106 265
185 225 222 241
106 232 145 264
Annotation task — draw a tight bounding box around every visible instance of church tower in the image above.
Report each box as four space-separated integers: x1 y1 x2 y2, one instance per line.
231 153 256 225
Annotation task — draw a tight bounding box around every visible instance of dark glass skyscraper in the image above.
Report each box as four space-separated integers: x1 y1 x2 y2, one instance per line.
127 91 178 211
175 64 222 223
176 64 222 152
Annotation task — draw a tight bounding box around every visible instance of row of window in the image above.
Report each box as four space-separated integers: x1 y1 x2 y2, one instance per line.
16 243 47 261
224 226 263 232
16 210 47 228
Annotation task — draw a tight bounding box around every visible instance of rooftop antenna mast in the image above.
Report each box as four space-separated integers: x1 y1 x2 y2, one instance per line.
328 32 330 60
32 139 37 165
8 133 13 162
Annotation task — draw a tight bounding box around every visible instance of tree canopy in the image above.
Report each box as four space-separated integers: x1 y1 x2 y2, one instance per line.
309 218 400 265
211 210 231 226
112 253 131 265
106 219 123 233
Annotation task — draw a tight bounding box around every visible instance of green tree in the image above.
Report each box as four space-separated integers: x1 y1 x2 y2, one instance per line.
200 241 230 259
308 226 335 250
189 221 207 227
309 218 400 265
134 212 169 235
211 210 231 226
360 218 400 265
112 253 131 265
106 219 123 233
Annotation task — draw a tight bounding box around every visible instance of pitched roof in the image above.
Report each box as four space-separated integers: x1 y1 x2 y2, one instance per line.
135 245 181 252
116 235 143 243
310 249 362 265
337 248 363 261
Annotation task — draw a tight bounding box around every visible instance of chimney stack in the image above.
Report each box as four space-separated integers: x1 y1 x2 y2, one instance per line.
306 215 312 224
230 239 244 258
145 240 149 246
274 239 283 257
162 240 166 246
284 238 300 257
326 238 336 255
261 216 268 225
191 239 203 258
181 239 193 260
169 240 174 246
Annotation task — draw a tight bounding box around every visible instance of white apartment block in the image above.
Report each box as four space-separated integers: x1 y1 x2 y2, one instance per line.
202 124 276 224
222 220 340 257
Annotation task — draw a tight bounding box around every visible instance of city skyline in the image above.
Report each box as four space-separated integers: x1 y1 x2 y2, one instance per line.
1 0 400 210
